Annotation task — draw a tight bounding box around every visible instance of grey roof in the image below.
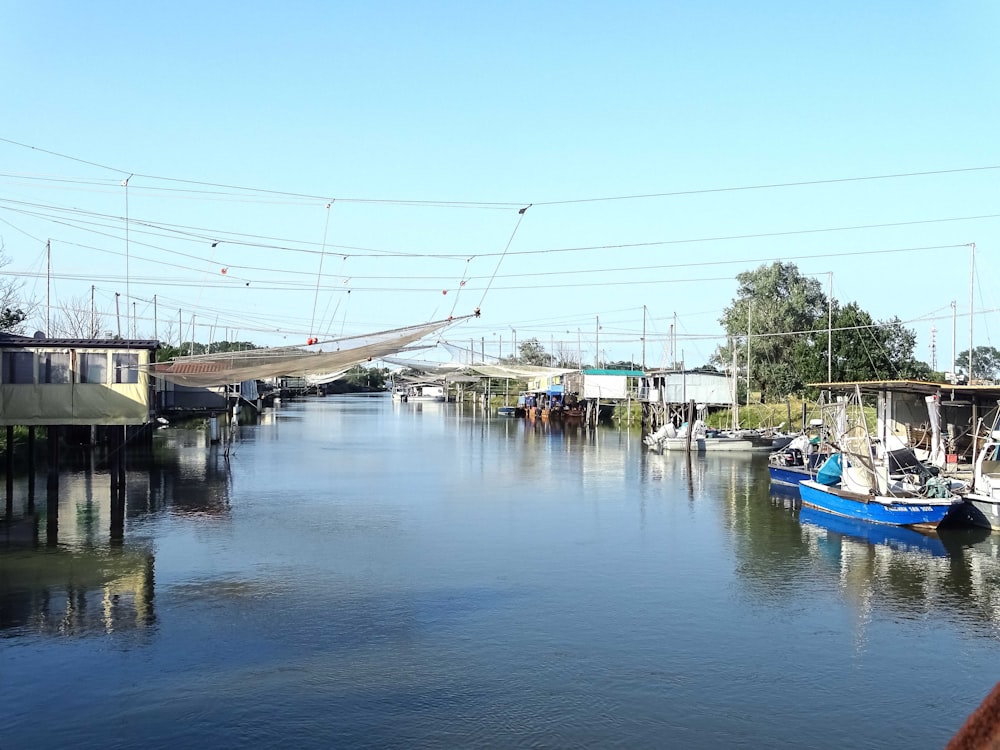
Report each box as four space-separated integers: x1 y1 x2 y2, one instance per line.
0 332 159 349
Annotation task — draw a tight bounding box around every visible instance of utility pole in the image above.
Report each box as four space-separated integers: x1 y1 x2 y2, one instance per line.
951 300 957 380
153 294 158 340
595 315 600 369
641 305 646 370
132 302 136 339
115 293 121 338
46 239 51 335
746 301 752 407
827 272 833 382
969 243 976 382
90 285 95 338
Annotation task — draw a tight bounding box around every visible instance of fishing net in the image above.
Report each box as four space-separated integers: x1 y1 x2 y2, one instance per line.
147 317 462 388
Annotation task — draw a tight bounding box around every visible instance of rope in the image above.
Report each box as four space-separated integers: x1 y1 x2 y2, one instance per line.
478 205 530 311
308 201 334 338
448 258 472 317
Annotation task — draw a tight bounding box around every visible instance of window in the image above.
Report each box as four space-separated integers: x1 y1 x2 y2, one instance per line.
79 352 107 384
41 351 71 384
113 353 139 384
1 351 34 383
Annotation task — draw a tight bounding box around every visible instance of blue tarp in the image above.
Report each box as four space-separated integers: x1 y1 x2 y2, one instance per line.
816 454 842 485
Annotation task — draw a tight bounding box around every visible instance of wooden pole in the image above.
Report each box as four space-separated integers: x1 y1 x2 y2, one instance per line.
685 399 695 453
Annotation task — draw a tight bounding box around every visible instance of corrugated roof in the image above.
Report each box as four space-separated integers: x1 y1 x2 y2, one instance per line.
0 332 158 349
809 379 1000 399
581 368 644 376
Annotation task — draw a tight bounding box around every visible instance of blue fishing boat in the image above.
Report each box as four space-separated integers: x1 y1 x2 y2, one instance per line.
799 475 960 530
767 421 834 487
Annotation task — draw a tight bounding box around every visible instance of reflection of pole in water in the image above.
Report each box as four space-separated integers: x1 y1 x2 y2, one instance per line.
110 426 126 544
46 426 60 546
5 425 13 518
27 426 36 512
686 451 694 500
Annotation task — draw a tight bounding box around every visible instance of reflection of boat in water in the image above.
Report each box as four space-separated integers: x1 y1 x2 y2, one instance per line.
798 505 948 557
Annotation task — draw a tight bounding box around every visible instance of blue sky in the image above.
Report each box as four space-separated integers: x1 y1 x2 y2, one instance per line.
2 1 998 370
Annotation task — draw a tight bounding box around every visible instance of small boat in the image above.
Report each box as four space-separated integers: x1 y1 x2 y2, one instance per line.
497 405 524 417
644 420 753 452
958 428 1000 530
799 454 962 530
768 421 834 486
391 381 446 402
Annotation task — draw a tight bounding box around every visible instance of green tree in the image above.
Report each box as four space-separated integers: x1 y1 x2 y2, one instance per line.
518 338 552 366
823 303 927 383
715 262 827 400
955 346 1000 381
0 241 28 333
157 340 258 361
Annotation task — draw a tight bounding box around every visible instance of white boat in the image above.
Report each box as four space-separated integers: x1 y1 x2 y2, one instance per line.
959 428 1000 530
644 419 753 452
391 381 446 402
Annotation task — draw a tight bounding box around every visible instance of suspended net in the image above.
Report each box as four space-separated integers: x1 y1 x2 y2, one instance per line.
148 316 464 388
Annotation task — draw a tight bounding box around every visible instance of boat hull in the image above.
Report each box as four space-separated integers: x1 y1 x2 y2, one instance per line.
768 465 813 487
659 437 753 452
959 493 1000 530
798 479 959 529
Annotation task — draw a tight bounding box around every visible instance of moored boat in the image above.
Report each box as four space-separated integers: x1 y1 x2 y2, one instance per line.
797 386 964 530
768 425 834 486
958 429 1000 530
644 419 753 452
799 477 961 530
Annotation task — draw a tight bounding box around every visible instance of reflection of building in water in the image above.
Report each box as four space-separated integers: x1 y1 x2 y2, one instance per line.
0 547 155 636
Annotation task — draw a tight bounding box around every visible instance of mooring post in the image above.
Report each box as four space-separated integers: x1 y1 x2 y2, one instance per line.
685 399 695 453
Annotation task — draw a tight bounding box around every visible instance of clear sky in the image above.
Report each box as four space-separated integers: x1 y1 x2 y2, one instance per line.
2 1 998 371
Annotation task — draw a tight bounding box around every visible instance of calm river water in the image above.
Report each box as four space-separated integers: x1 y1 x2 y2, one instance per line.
3 395 1000 749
